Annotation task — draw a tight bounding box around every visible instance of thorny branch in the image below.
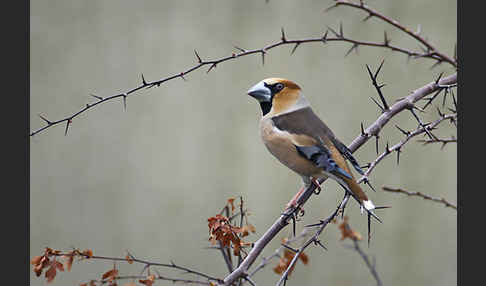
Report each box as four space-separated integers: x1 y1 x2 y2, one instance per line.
89 275 211 286
275 196 350 286
31 46 458 286
31 1 457 286
31 1 455 137
248 222 327 280
326 0 457 67
356 113 457 184
348 73 456 154
382 187 457 210
32 248 223 285
221 70 456 286
418 136 457 149
37 50 456 286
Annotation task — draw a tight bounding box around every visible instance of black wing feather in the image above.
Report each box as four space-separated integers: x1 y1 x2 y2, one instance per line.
295 145 352 179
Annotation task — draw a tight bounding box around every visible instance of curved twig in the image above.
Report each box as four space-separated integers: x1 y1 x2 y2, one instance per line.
52 251 223 284
356 113 457 184
327 0 456 67
348 240 382 286
31 31 452 137
276 196 349 286
382 187 457 210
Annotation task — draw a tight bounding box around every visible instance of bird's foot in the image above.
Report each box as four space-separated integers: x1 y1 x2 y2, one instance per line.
285 186 306 210
284 187 306 220
312 178 323 194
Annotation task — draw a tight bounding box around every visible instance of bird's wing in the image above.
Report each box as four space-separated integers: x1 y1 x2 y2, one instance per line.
272 107 364 175
330 138 365 175
294 144 352 180
284 128 370 204
271 106 374 212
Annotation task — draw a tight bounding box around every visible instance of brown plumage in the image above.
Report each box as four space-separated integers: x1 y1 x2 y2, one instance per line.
247 77 376 212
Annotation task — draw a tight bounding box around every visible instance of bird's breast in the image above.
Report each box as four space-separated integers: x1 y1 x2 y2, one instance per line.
259 118 324 178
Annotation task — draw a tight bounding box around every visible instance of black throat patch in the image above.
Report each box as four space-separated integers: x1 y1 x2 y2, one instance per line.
260 102 272 116
259 82 280 116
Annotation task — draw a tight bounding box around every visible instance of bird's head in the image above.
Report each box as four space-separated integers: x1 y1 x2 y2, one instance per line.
247 78 306 116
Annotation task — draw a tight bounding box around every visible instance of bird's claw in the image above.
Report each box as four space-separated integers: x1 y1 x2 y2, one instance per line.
312 178 323 195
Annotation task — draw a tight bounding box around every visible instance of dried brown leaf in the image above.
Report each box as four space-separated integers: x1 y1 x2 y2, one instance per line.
299 253 309 265
82 249 93 258
62 255 74 271
139 279 154 286
338 216 362 241
45 265 57 283
227 198 235 212
273 249 309 277
31 255 43 265
54 260 64 272
102 269 119 282
34 264 43 277
240 224 256 237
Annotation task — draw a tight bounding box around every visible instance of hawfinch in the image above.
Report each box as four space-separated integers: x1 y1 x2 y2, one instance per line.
247 78 377 216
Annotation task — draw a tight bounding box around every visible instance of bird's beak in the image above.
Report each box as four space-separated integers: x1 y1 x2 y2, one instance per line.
247 81 271 102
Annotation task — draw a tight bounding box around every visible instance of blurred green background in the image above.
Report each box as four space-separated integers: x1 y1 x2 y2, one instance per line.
30 0 456 285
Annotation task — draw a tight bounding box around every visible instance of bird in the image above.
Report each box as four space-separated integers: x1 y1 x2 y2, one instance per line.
247 77 380 220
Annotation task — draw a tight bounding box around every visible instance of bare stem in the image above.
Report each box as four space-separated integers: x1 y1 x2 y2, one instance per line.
328 0 456 66
382 187 457 210
349 239 382 286
357 113 457 184
30 33 453 137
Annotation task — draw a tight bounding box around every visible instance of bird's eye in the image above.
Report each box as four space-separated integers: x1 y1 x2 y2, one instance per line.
275 83 284 91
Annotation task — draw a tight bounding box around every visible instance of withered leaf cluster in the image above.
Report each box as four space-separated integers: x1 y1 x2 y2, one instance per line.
30 248 93 283
208 214 252 256
273 249 309 277
138 274 155 286
207 198 256 256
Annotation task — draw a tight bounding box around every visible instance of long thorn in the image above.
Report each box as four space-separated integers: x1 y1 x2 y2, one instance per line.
233 45 246 53
194 49 202 63
64 120 71 136
345 43 359 57
396 147 401 165
141 73 147 85
375 135 379 155
281 27 286 42
38 114 51 125
370 97 384 112
368 213 371 247
435 72 444 85
395 124 410 136
290 43 300 55
90 93 103 101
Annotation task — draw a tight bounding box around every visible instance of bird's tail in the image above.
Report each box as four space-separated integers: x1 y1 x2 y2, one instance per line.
339 176 382 222
343 176 374 209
